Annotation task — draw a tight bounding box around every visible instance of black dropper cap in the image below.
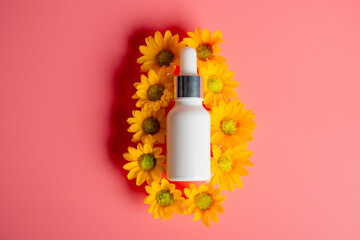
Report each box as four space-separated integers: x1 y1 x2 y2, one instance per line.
174 47 203 98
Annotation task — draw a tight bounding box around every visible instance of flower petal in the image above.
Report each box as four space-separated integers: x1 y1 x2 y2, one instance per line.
194 208 202 221
209 209 219 223
201 211 211 227
213 203 224 213
136 170 147 186
127 167 141 180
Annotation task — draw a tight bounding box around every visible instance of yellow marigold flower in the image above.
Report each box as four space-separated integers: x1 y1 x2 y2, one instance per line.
199 62 239 108
183 27 226 68
137 30 185 73
127 106 166 144
184 183 226 227
123 142 166 186
210 98 256 149
132 69 174 111
211 144 253 191
144 178 185 220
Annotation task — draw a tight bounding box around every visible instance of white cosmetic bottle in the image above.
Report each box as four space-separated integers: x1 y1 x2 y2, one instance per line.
167 47 211 181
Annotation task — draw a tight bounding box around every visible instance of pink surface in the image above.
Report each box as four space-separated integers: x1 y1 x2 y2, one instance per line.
1 0 360 239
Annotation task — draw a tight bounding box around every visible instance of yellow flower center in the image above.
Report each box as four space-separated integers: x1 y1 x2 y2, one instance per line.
218 156 233 172
197 43 213 61
194 192 213 211
207 75 223 93
147 84 164 101
138 153 156 170
157 50 174 67
142 117 160 135
156 189 175 206
220 117 238 135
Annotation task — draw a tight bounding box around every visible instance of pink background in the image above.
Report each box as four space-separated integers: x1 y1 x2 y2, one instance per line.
1 0 360 239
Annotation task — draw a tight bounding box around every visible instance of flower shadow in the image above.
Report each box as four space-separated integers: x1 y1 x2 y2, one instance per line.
107 26 188 196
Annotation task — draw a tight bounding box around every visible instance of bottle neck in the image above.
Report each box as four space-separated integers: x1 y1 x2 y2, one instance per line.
175 75 202 98
174 97 203 106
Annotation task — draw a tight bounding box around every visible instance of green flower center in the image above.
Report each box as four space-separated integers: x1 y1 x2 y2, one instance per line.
220 117 238 135
142 117 160 135
157 50 174 67
138 153 156 170
156 189 175 206
207 75 223 93
218 156 233 172
147 84 164 101
194 193 213 211
197 43 213 61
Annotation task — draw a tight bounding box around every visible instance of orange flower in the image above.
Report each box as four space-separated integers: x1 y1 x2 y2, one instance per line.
184 183 226 227
199 62 238 108
183 27 226 68
144 179 185 220
132 69 174 111
123 142 166 186
211 144 253 191
210 98 256 149
137 30 185 73
127 106 166 144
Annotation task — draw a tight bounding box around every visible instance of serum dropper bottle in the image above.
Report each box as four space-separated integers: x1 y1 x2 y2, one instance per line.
167 47 211 181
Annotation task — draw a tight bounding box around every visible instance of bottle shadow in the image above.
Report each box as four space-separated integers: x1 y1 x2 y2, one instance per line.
107 26 189 197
